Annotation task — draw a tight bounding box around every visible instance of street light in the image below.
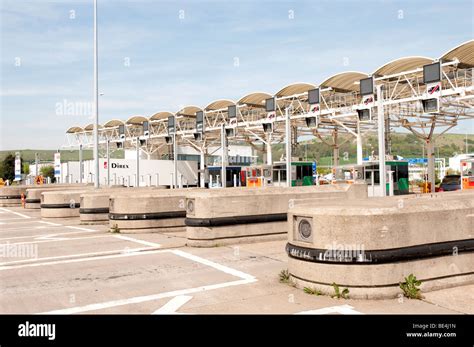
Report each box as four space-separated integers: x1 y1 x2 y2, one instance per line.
92 0 99 188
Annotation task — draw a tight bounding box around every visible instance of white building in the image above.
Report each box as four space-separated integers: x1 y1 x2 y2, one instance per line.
448 153 474 172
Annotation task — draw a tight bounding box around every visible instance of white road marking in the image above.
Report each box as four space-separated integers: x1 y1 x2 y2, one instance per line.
65 226 96 232
3 235 109 246
114 235 161 248
0 208 31 219
38 221 62 226
0 220 41 226
296 305 363 315
40 279 255 314
0 247 156 268
152 295 193 314
171 249 255 281
0 229 101 241
37 249 257 314
0 218 27 222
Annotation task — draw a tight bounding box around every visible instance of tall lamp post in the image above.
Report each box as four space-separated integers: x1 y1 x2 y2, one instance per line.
93 0 99 188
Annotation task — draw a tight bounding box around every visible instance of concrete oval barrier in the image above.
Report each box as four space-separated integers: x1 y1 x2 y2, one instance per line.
25 184 91 209
185 184 367 247
41 189 88 218
286 191 474 299
109 188 195 233
79 186 167 223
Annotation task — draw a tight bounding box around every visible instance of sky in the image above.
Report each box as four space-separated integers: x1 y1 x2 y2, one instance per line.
0 0 473 150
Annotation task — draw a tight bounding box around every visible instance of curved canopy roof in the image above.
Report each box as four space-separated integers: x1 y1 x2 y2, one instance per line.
102 119 125 128
319 71 369 92
176 105 202 117
276 82 316 97
373 56 433 77
126 115 148 125
204 99 235 111
440 40 474 67
150 111 173 121
237 92 272 106
66 126 83 134
84 123 103 131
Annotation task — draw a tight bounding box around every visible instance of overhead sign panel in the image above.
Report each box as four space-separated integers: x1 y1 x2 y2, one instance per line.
308 88 320 105
360 77 374 96
423 62 441 84
168 116 175 135
196 111 204 133
227 105 237 127
265 97 276 122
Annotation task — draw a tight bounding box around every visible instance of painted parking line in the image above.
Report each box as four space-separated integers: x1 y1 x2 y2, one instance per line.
41 278 254 315
33 249 257 314
37 249 257 314
0 220 42 226
38 221 62 226
65 226 97 232
0 218 31 222
114 235 161 248
3 234 110 246
172 249 255 281
0 247 157 268
297 305 363 315
152 295 193 314
0 208 31 219
0 229 102 242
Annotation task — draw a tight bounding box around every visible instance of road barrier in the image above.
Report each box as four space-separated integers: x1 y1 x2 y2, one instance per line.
185 184 367 247
286 190 474 299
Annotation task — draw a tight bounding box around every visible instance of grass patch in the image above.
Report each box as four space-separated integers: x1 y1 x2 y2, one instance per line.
331 282 349 299
400 274 423 299
303 287 322 296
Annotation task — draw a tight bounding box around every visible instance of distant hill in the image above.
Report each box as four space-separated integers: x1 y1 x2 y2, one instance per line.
0 149 124 163
269 132 473 165
1 133 472 165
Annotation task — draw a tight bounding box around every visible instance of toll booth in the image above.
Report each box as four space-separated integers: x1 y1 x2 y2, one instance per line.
272 161 314 187
244 165 272 187
334 160 409 196
461 158 474 190
208 166 243 188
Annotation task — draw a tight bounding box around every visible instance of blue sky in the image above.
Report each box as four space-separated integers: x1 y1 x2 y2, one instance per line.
1 0 473 150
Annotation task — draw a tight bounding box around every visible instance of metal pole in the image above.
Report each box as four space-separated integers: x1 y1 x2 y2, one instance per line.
106 140 110 186
426 140 435 193
79 144 83 184
266 133 272 165
173 134 178 189
221 125 227 188
136 138 140 187
356 120 363 165
200 151 205 188
93 0 99 188
333 129 339 168
285 107 291 187
376 85 386 197
35 152 39 177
